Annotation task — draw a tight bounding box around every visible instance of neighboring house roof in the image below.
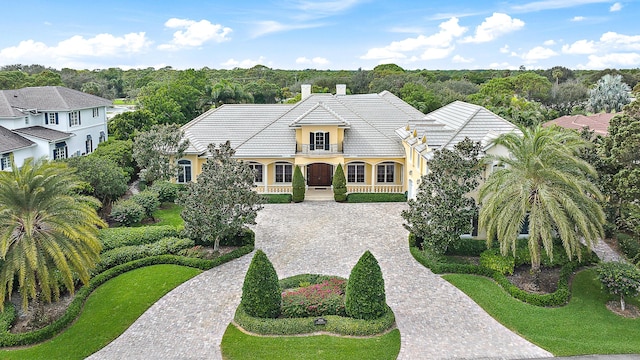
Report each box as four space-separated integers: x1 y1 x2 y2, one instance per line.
182 91 424 158
543 113 615 136
396 100 518 151
0 86 111 117
14 126 73 142
0 125 35 153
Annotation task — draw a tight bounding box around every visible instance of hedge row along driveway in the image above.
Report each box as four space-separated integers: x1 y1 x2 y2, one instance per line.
89 202 551 360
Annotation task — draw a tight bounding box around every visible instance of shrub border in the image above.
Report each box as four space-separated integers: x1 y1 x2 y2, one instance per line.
0 244 254 347
233 273 395 337
409 235 598 307
346 193 407 203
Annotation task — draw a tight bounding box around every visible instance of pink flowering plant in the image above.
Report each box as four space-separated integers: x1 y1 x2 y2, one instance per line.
281 278 347 318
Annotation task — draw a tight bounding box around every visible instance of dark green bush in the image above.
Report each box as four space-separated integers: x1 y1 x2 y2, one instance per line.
234 303 395 336
149 181 182 203
219 227 255 247
131 189 160 218
596 261 640 309
346 193 406 203
109 198 145 226
0 244 253 347
480 249 515 275
292 165 305 203
446 237 488 256
0 304 16 332
279 274 340 290
332 164 347 202
617 233 640 262
95 237 195 273
345 251 387 320
99 225 179 251
262 194 292 204
241 250 281 318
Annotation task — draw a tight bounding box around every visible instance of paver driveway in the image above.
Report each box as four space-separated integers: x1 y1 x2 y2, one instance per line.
89 202 552 360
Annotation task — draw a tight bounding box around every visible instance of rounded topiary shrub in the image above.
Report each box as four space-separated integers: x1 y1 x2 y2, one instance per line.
131 189 160 218
241 250 281 318
110 198 145 226
345 250 386 320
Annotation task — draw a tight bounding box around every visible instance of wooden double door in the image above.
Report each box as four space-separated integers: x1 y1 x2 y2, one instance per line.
306 163 333 186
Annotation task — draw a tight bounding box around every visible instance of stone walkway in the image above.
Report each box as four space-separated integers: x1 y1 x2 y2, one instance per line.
89 202 552 360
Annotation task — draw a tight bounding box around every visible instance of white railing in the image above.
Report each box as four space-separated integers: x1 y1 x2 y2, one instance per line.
347 185 404 193
298 143 340 154
254 185 292 194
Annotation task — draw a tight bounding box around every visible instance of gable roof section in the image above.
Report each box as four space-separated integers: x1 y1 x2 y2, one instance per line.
14 126 73 142
289 102 351 127
0 86 111 113
0 92 26 118
398 101 518 151
0 126 35 153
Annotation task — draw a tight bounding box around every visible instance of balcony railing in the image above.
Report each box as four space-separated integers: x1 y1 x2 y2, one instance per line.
297 143 341 155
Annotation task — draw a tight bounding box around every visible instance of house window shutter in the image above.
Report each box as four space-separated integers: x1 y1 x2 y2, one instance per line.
309 132 315 150
55 113 59 124
69 114 72 127
78 112 81 125
324 132 330 150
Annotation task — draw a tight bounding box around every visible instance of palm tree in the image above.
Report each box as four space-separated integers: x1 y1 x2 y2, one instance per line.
0 157 106 311
479 125 605 278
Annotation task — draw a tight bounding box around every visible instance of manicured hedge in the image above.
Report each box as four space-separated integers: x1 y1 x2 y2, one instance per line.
94 237 195 273
409 234 599 307
98 225 180 251
262 194 292 204
346 193 407 203
234 304 395 337
0 245 254 347
241 250 281 318
0 304 16 333
279 274 344 291
219 227 255 247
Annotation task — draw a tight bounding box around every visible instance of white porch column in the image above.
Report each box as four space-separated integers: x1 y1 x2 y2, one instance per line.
371 163 375 192
264 164 268 193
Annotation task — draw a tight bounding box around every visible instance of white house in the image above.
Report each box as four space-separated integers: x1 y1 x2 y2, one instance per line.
0 86 111 170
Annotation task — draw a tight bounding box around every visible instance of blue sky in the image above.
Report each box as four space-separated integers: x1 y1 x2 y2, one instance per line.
0 0 638 71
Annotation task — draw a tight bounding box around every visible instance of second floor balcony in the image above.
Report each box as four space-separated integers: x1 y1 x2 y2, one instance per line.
296 143 342 155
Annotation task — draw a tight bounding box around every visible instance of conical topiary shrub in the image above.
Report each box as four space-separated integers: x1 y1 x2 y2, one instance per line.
332 163 347 202
240 250 281 318
345 250 387 320
292 165 305 203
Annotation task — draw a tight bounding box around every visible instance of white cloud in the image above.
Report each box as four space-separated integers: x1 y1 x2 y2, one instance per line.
511 0 613 12
600 32 640 51
489 62 519 70
251 21 321 38
610 2 623 11
158 18 231 50
460 13 524 43
361 17 466 61
452 55 474 63
562 39 597 54
571 16 586 21
584 52 640 68
221 56 266 69
296 56 330 66
543 39 557 46
0 32 151 68
500 45 510 53
520 46 558 62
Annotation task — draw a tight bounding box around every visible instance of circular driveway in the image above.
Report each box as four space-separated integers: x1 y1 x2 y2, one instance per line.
89 202 552 360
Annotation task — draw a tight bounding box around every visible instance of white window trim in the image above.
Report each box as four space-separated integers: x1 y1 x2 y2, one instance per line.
347 163 365 183
275 163 293 183
177 159 192 183
69 111 80 127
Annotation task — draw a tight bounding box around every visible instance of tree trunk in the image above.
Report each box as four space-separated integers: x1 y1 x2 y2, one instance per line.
530 238 542 291
621 296 626 312
214 235 220 253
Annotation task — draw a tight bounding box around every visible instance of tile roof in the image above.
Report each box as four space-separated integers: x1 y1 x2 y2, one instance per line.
543 113 615 135
182 91 421 158
14 126 73 142
0 126 35 153
0 86 111 117
397 100 518 151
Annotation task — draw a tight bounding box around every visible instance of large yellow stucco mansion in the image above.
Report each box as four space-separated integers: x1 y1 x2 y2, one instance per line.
178 84 517 199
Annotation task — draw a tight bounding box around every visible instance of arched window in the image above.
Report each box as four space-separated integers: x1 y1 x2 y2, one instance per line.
275 162 293 183
346 162 365 183
177 159 192 183
376 162 395 183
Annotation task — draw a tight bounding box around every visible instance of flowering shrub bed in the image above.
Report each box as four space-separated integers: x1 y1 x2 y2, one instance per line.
281 278 347 318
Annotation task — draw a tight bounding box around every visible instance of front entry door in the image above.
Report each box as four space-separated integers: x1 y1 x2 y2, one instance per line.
307 163 333 186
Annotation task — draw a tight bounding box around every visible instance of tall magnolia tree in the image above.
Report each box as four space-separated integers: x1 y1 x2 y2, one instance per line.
479 125 605 276
178 141 264 251
588 74 631 113
0 158 105 311
133 124 189 184
402 138 482 254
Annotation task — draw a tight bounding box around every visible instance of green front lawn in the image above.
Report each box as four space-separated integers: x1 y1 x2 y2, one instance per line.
221 324 400 360
0 265 201 360
444 270 640 356
150 203 183 227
